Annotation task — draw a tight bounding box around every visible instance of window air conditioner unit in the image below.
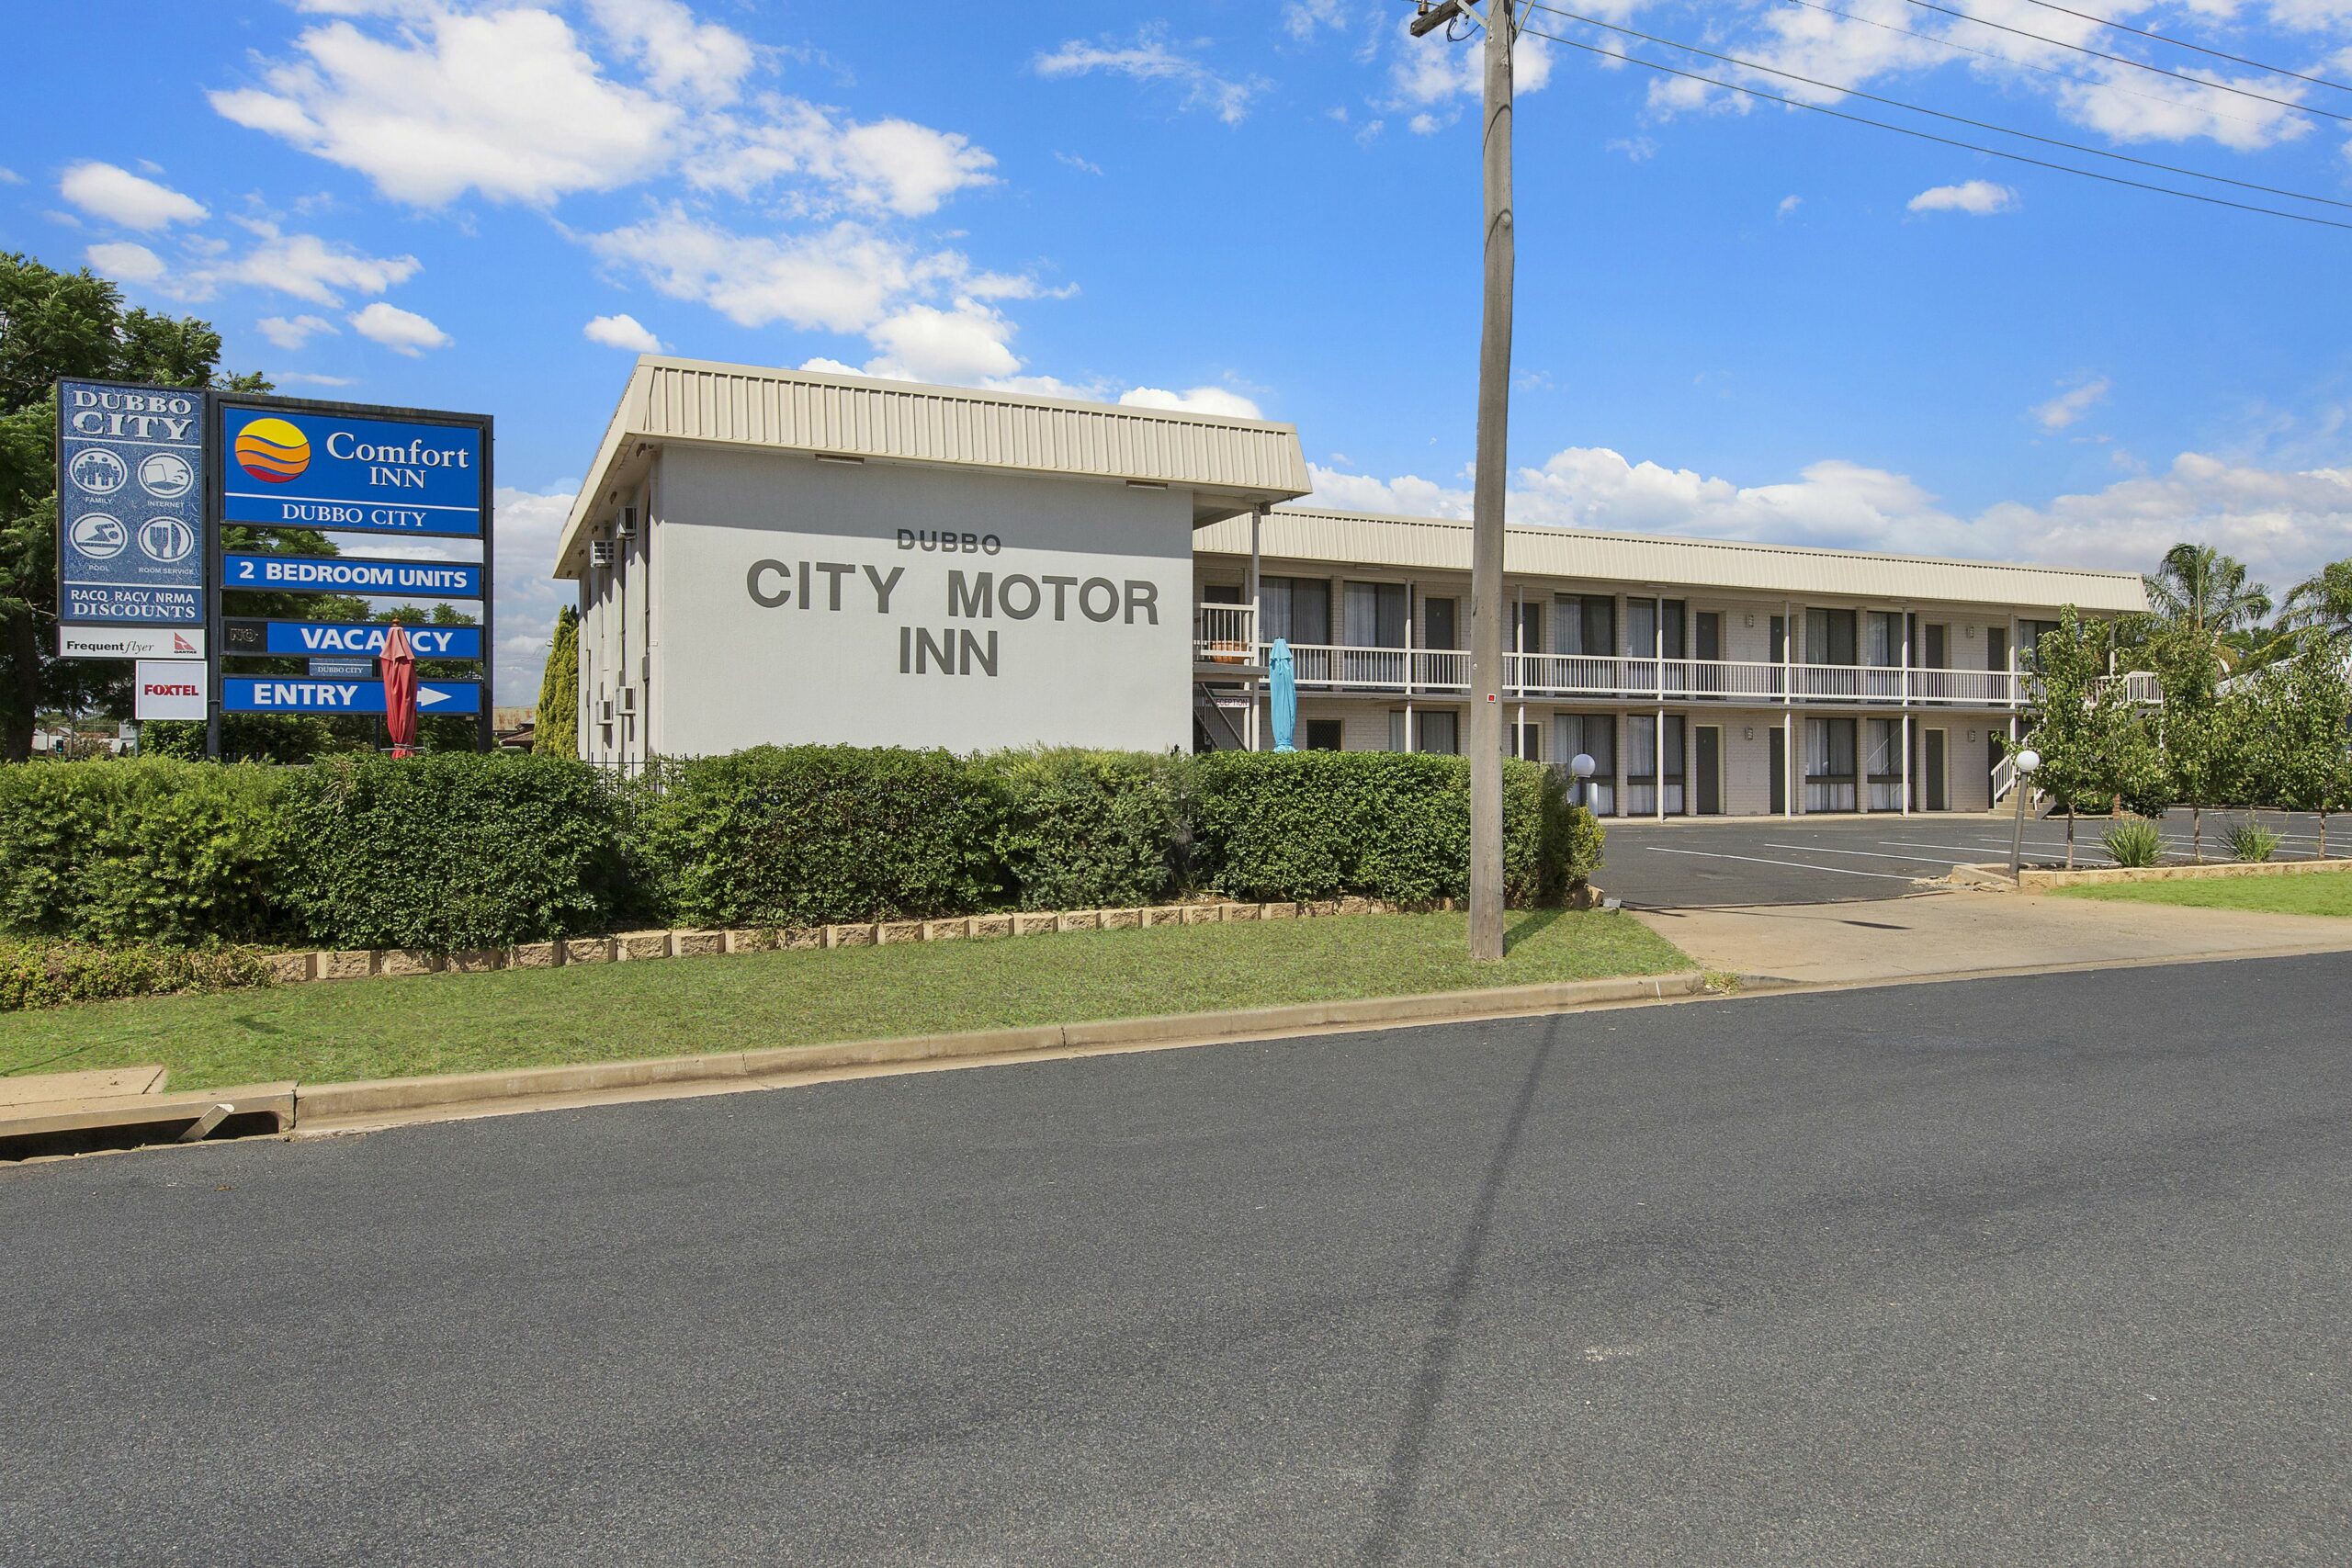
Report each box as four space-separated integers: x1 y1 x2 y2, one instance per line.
599 699 614 722
591 540 615 568
617 508 639 538
618 688 638 713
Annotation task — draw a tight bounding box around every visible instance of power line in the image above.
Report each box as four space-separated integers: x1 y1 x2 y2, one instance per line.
2013 0 2352 95
1515 21 2352 231
1778 0 2268 131
1526 4 2352 211
1899 0 2346 119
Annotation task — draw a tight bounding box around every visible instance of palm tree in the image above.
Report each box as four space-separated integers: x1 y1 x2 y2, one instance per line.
2282 558 2352 644
2145 542 2272 671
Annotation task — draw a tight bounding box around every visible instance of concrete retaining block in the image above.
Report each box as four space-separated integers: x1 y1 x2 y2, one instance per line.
562 938 615 965
973 914 1013 940
1102 908 1141 931
1015 913 1057 936
446 949 507 974
379 949 441 977
319 950 374 981
265 952 317 985
510 942 560 969
672 930 725 958
616 931 670 961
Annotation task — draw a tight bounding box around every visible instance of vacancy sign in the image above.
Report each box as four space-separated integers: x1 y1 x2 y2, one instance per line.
134 660 209 721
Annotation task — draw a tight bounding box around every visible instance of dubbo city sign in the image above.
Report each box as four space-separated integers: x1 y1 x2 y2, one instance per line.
56 381 494 752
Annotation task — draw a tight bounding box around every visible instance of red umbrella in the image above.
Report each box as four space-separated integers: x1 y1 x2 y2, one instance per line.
381 622 419 758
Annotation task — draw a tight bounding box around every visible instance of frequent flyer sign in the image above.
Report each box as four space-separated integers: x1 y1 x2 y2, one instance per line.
219 404 484 536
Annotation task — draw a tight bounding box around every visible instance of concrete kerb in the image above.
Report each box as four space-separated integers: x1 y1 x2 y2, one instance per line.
288 971 1731 1134
1951 858 2352 891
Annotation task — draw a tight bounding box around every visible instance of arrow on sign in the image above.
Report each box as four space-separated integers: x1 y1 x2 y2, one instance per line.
420 685 456 708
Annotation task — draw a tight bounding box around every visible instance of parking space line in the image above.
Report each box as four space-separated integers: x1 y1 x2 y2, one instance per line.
1644 846 1922 880
1765 843 1965 864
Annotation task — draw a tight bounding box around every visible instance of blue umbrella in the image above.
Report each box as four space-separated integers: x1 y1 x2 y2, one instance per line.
1269 637 1297 753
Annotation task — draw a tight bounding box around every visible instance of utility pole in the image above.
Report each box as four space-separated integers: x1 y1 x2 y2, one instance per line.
1411 0 1514 960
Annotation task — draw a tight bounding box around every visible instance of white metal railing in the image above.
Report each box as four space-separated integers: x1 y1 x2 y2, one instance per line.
1193 604 1256 664
1211 636 2165 710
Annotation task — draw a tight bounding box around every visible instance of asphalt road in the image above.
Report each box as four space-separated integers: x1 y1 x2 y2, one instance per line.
8 955 2352 1565
1600 810 2344 908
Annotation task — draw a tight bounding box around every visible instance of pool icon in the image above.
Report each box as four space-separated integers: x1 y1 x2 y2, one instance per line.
70 513 129 560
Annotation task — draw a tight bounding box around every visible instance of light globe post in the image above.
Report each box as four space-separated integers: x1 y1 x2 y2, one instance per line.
1570 751 1597 814
2007 748 2042 881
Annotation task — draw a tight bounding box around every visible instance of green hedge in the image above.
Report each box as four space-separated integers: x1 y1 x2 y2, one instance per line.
0 938 271 1013
0 747 1604 958
629 745 1004 928
277 752 629 950
0 759 288 945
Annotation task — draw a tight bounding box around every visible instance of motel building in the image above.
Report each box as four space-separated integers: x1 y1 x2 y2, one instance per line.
559 358 2153 818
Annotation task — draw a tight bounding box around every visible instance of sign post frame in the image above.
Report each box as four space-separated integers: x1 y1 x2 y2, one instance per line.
207 390 495 755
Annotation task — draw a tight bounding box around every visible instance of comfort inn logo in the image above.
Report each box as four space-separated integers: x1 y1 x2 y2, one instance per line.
234 417 311 485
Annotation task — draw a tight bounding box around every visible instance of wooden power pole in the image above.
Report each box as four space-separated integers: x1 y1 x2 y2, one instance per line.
1412 0 1515 961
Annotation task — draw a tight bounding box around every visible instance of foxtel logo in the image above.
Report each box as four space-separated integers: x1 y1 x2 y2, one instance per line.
143 681 200 698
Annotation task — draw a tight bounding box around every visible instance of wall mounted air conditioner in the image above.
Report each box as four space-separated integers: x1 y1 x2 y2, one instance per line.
617 508 639 538
617 688 638 713
599 698 614 722
591 540 615 568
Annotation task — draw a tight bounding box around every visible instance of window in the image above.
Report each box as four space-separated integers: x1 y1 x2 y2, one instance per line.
1807 608 1858 666
1418 710 1459 755
1865 611 1902 667
1625 715 1686 815
1509 722 1541 760
1551 595 1614 660
1805 716 1858 812
1511 599 1544 653
1304 718 1344 751
1424 596 1458 650
1866 717 1904 811
1555 714 1616 815
1662 601 1687 660
1261 577 1330 647
2018 619 2061 671
1201 582 1243 605
1343 581 1408 647
1628 599 1657 659
1987 626 2009 672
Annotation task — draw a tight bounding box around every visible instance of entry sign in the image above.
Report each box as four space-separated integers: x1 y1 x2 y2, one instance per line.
223 553 482 598
134 660 209 721
219 404 484 537
222 678 481 716
57 379 206 626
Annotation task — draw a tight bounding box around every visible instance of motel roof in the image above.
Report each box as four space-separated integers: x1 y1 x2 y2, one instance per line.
554 357 1315 577
1194 506 2152 615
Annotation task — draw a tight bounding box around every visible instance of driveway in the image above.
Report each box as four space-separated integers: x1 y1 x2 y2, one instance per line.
1600 810 2343 909
8 957 2352 1565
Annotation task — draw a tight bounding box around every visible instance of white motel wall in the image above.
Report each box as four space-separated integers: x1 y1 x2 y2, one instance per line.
558 359 2151 818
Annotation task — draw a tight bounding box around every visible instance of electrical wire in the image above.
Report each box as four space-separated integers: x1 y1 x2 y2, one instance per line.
1899 0 2345 118
1778 0 2269 130
1524 3 2352 209
1513 20 2352 231
2013 0 2352 94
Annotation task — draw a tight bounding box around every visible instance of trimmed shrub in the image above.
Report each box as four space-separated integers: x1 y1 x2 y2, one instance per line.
978 748 1190 910
631 745 1004 927
0 938 272 1013
277 753 629 949
1189 751 1591 906
0 759 288 944
2101 818 2163 868
2227 818 2281 863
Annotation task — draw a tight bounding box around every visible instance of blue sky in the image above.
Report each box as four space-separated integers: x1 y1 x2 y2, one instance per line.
7 0 2352 698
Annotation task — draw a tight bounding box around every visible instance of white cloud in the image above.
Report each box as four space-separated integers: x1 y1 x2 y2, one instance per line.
221 227 421 305
798 356 864 376
1283 0 1350 40
258 312 338 349
584 312 664 352
1035 29 1265 124
274 371 358 386
1305 440 2352 592
1118 385 1265 419
1908 180 2018 216
209 6 682 205
1387 19 1553 107
0 167 23 186
489 484 579 703
59 163 208 230
85 242 166 286
2034 376 2112 431
590 209 932 333
1054 150 1104 175
583 0 755 100
1777 194 1803 219
862 301 1022 384
349 299 451 355
687 98 995 217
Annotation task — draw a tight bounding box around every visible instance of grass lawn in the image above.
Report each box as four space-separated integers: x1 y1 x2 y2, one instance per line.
0 909 1690 1091
2052 868 2352 919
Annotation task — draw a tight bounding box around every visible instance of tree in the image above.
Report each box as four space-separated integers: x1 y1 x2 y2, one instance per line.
2017 609 2166 867
2143 621 2248 861
537 606 579 759
2252 639 2352 857
0 253 263 761
2144 542 2271 675
2282 559 2352 646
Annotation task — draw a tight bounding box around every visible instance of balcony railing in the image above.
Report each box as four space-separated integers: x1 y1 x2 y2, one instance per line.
1193 604 1256 667
1196 627 2164 710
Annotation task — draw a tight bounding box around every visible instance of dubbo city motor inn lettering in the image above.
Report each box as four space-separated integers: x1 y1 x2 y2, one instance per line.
745 530 1161 680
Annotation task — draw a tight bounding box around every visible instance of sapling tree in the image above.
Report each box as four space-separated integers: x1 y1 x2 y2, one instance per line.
2016 609 2165 868
2268 643 2352 857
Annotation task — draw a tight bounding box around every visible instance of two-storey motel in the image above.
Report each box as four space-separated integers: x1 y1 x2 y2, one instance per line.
557 358 2151 817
